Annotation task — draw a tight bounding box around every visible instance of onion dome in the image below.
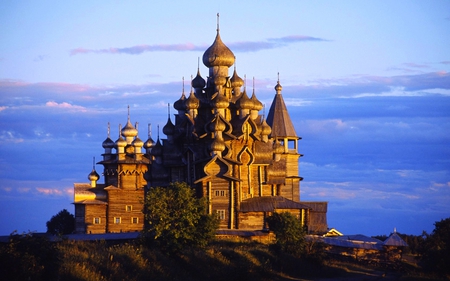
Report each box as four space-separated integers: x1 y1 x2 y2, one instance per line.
121 119 138 138
192 68 206 89
210 137 226 153
151 139 163 156
236 90 254 110
115 135 127 149
273 140 284 154
115 124 127 148
211 91 229 109
230 66 244 88
202 27 235 67
251 92 263 111
132 136 144 148
185 90 200 110
144 136 155 149
162 117 175 136
88 169 100 182
213 76 227 87
261 119 272 136
209 116 227 132
174 92 186 111
275 74 283 92
102 137 115 149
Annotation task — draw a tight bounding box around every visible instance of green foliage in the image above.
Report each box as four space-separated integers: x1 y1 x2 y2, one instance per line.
46 209 75 235
142 182 218 252
420 217 450 275
266 212 306 257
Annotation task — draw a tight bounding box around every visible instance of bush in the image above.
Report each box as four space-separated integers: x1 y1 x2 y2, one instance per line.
266 212 306 257
142 182 218 253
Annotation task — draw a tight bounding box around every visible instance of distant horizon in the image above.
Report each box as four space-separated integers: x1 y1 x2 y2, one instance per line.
1 1 449 237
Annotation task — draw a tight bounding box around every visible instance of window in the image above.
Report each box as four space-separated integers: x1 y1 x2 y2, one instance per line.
126 205 132 212
215 190 226 197
114 217 121 224
131 217 139 224
216 210 225 220
93 217 101 224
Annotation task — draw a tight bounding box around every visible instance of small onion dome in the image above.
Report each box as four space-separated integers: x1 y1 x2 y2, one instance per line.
211 91 229 109
88 169 100 182
115 135 127 148
202 31 235 68
213 76 227 87
185 90 200 110
209 117 227 132
230 68 244 88
261 119 272 136
102 137 115 149
251 92 263 111
210 137 226 152
144 136 155 149
162 118 175 136
273 140 284 154
192 69 206 89
174 93 186 111
151 139 163 156
132 136 144 148
275 81 283 92
121 120 138 138
236 90 254 110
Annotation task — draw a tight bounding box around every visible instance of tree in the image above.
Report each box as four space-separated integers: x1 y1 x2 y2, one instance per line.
420 217 450 275
142 182 218 252
46 209 75 235
266 212 306 257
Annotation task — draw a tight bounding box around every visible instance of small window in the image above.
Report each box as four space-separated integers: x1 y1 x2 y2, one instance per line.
215 190 219 196
93 217 101 224
126 205 132 212
114 217 121 224
216 210 225 220
131 217 139 224
220 190 225 196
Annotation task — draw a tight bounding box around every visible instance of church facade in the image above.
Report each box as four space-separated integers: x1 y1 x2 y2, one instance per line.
73 21 328 234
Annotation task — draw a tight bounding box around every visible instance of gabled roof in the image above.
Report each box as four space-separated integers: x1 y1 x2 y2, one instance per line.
266 91 297 138
239 196 311 212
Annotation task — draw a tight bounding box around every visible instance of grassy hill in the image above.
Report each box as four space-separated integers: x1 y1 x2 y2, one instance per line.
0 234 446 281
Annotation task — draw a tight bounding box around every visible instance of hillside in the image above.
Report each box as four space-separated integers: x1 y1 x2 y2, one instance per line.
0 235 444 281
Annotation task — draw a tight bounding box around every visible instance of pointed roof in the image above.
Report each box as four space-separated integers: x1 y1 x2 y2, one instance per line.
266 78 297 138
383 231 408 247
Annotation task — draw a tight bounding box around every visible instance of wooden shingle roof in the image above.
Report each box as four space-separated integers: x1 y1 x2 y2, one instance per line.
239 196 311 212
266 91 297 138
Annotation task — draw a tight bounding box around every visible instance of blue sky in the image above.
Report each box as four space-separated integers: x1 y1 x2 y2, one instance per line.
1 0 449 236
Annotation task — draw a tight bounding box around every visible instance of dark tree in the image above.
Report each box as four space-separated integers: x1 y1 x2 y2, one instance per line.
46 209 75 235
142 182 218 253
420 217 450 275
266 212 306 257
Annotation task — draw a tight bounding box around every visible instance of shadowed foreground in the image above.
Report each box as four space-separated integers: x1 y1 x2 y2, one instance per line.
0 236 445 281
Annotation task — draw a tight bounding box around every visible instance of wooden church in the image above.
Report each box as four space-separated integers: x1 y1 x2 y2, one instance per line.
73 18 328 234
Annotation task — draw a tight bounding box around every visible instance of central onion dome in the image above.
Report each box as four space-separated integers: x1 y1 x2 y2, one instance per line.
202 30 235 68
121 119 138 138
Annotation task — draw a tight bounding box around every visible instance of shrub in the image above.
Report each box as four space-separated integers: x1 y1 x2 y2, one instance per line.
266 212 306 257
142 182 218 253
